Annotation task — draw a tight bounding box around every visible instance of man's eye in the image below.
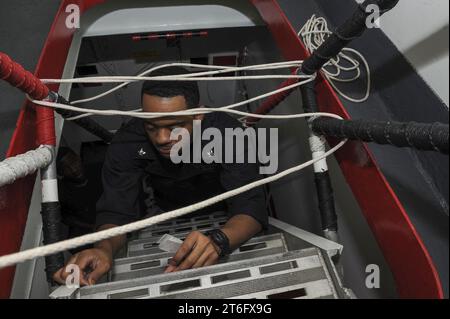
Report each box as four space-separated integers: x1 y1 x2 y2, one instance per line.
170 123 187 130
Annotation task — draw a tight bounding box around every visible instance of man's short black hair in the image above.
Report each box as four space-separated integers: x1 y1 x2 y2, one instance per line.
141 66 200 109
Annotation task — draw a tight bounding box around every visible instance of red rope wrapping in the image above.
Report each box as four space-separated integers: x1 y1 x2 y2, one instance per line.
245 71 299 127
35 106 57 146
0 52 49 100
0 52 55 145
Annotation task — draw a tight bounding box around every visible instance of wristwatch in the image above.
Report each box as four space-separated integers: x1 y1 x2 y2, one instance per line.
206 229 231 257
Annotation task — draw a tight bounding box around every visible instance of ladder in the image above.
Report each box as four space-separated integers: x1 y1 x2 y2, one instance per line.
50 213 352 299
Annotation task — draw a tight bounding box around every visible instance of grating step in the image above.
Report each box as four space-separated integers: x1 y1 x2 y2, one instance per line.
111 233 288 282
73 248 346 299
137 218 228 240
138 212 227 235
127 231 285 258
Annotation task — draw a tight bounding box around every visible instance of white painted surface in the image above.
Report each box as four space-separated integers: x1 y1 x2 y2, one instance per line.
370 0 449 106
41 179 59 203
83 1 263 37
10 178 47 299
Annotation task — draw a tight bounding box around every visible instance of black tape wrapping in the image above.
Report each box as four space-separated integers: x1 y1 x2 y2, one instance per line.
311 118 449 154
315 172 338 231
372 0 401 13
56 96 114 143
300 81 318 113
301 0 400 75
301 80 338 232
41 202 65 282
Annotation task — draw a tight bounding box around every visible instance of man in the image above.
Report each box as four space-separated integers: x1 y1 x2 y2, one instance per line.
53 67 267 286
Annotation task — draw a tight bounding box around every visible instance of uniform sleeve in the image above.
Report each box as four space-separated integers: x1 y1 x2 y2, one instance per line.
95 140 145 228
217 114 268 229
220 162 268 229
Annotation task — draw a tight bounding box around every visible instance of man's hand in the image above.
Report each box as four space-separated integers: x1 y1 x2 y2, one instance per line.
53 248 113 286
164 231 220 273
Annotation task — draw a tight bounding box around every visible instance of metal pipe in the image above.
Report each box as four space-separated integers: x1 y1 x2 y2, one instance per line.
39 146 65 285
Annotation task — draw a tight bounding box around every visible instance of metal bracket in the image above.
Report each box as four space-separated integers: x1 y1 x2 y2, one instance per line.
269 217 343 257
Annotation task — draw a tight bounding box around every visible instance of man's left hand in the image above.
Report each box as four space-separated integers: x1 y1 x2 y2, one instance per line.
164 231 220 273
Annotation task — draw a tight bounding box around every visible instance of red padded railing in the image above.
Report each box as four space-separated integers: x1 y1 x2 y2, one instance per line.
0 52 49 100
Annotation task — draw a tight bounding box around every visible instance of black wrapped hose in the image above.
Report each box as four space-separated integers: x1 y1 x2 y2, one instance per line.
301 80 339 233
301 0 400 75
311 118 449 154
41 202 65 283
56 95 114 143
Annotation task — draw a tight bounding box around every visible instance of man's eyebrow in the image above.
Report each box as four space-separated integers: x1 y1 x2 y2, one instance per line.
145 120 187 128
168 121 187 126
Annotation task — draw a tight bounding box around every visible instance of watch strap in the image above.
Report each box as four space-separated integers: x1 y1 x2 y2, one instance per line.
206 229 231 257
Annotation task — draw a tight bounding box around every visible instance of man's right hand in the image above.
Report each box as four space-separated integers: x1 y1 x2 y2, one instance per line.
53 247 113 286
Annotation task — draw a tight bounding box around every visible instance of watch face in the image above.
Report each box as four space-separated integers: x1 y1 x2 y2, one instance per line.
210 229 230 257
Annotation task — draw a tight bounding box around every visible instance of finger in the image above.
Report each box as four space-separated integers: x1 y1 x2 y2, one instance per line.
61 255 90 286
167 258 177 267
192 245 216 269
76 254 95 271
203 254 219 267
87 262 110 285
60 254 79 282
53 268 65 285
75 254 97 286
80 276 90 287
171 232 200 266
175 240 209 271
164 264 177 273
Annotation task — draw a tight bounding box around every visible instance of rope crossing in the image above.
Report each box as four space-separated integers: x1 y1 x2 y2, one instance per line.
0 60 349 269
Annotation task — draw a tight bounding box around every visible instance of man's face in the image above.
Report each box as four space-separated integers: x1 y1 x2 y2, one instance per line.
142 94 201 158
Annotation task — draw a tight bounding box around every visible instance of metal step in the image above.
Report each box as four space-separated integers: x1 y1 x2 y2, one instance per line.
138 211 227 237
111 233 288 282
137 218 227 240
66 248 348 299
49 217 352 299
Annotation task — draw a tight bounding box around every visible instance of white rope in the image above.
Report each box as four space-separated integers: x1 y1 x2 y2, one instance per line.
28 78 316 120
42 61 313 121
30 96 343 121
299 15 371 103
43 74 309 84
41 61 306 85
0 61 349 268
0 146 53 188
62 77 312 121
0 128 346 269
68 61 305 106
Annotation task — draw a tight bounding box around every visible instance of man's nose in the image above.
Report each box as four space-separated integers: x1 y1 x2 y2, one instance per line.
155 128 172 146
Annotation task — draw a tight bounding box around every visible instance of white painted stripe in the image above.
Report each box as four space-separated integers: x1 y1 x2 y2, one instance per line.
312 151 329 173
41 179 59 203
